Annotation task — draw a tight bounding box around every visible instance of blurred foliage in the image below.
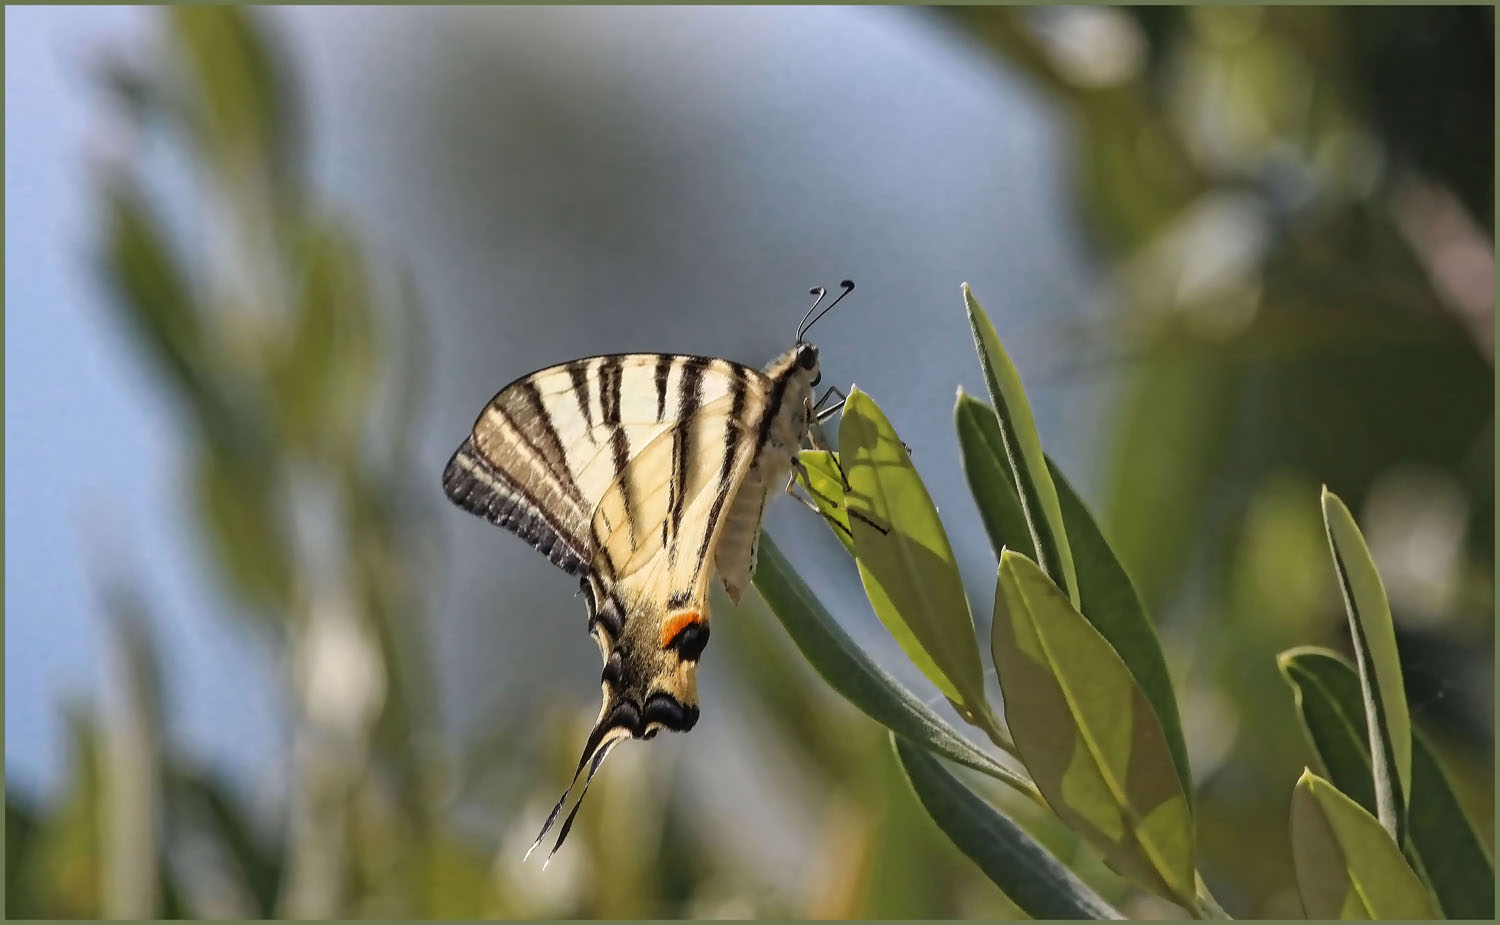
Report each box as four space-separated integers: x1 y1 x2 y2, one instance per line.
6 5 1493 920
949 7 1493 915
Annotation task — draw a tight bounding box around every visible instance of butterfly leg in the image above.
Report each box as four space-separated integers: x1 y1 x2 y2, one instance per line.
787 457 889 536
813 385 847 422
784 468 854 539
806 395 856 492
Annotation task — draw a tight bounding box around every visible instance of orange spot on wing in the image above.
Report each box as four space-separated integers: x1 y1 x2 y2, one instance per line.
660 610 701 648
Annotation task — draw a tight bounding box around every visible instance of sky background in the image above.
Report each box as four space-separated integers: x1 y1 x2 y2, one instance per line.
6 5 1108 810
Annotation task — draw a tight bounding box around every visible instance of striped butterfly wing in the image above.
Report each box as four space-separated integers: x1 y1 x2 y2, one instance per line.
443 353 759 576
443 353 775 860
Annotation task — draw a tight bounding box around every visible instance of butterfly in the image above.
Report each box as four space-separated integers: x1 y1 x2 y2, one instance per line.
441 281 863 862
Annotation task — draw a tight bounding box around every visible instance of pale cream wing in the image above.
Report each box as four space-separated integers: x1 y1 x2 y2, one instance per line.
590 384 769 604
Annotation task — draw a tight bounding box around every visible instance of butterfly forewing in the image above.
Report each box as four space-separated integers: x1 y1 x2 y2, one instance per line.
443 354 763 572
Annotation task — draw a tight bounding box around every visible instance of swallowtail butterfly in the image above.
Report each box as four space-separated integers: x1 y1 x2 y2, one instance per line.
442 281 860 861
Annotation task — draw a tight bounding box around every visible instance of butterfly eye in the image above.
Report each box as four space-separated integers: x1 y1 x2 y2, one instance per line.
796 343 819 370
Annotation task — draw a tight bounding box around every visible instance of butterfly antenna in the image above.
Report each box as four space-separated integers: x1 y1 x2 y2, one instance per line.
798 279 854 342
796 286 828 343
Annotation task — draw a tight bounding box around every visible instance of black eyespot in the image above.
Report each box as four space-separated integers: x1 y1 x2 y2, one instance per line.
642 692 699 732
664 621 710 661
796 343 819 370
601 650 624 687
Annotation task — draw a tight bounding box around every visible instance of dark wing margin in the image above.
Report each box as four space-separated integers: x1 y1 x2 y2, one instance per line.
442 436 590 575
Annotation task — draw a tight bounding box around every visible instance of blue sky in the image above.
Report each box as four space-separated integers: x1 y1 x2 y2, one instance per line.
6 7 1102 817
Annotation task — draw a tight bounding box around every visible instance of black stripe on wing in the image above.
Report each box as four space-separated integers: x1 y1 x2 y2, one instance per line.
442 437 590 576
694 365 753 567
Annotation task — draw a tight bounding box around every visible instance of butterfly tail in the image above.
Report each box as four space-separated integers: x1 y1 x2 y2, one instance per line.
525 698 639 862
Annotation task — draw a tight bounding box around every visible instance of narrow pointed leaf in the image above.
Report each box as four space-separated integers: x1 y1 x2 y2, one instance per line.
992 550 1195 908
1278 647 1378 814
957 392 1193 814
954 391 1036 562
1322 488 1411 843
1279 647 1494 918
963 283 1078 605
752 535 1036 798
839 388 994 731
102 183 204 398
1049 461 1192 816
1291 770 1438 919
893 734 1122 920
954 392 1188 809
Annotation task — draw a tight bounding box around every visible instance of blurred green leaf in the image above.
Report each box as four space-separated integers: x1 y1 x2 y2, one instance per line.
6 795 44 918
166 766 283 916
101 591 166 918
954 391 1036 562
992 550 1195 908
1278 647 1494 918
275 221 376 455
1290 770 1438 919
23 706 106 917
956 390 1193 815
168 6 292 181
839 387 999 736
101 181 204 399
796 449 854 555
752 536 1036 799
195 447 293 614
1322 487 1411 843
892 734 1123 920
962 284 1078 606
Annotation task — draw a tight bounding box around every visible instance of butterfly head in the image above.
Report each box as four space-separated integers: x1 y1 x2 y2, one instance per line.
795 342 821 387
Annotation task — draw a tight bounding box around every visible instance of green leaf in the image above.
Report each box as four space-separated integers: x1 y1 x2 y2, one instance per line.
26 705 106 916
165 766 283 915
196 447 293 615
1407 727 1495 918
954 391 1036 562
958 390 1192 816
101 182 205 399
1050 461 1193 818
100 588 166 918
839 388 996 733
1278 647 1494 919
1291 770 1439 919
168 7 293 180
1321 488 1411 844
1278 647 1379 814
962 283 1078 605
275 220 376 455
796 449 853 555
751 535 1036 799
992 550 1195 908
892 734 1122 920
